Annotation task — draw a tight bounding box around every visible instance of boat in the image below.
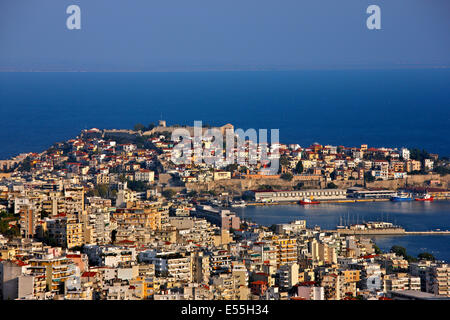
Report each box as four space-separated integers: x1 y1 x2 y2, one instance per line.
231 200 247 207
299 197 320 205
414 193 434 202
390 192 413 202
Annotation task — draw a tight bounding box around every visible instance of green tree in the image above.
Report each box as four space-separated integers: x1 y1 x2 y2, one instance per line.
293 182 304 190
225 164 238 173
94 184 110 198
279 155 290 167
127 180 148 192
19 157 32 172
373 244 383 254
208 190 218 196
390 245 408 259
433 166 450 176
390 245 417 262
40 210 49 220
330 171 337 180
364 171 375 182
327 182 338 189
294 161 304 174
133 123 146 131
162 189 176 199
187 190 198 197
418 252 435 261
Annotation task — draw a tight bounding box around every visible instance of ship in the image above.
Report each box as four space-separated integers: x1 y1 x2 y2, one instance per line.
390 192 413 202
414 193 434 202
231 200 247 207
299 197 320 205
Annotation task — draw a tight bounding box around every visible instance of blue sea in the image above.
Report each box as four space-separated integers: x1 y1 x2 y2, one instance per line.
0 69 449 159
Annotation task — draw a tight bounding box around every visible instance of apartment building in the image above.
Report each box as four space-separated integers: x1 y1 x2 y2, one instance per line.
426 264 450 297
383 273 421 292
46 217 84 249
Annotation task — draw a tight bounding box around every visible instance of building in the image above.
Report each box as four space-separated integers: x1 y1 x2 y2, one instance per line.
0 260 27 300
134 169 155 183
388 290 450 300
193 205 240 231
27 254 77 294
295 282 325 300
19 208 40 239
275 220 306 235
277 263 299 290
46 217 84 249
253 189 347 202
213 171 231 181
384 273 421 292
426 264 450 297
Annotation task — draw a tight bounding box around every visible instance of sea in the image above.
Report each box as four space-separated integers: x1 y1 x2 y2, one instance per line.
0 69 449 260
0 69 449 159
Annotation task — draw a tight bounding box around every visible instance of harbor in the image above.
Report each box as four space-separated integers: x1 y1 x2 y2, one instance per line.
246 197 450 206
233 200 450 261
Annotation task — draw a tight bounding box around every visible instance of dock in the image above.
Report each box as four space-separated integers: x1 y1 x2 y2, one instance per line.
247 197 449 206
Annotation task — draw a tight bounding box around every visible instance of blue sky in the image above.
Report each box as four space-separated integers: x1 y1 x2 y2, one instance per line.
1 0 449 71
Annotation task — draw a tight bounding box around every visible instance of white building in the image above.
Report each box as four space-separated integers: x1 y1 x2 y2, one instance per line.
401 148 410 160
134 169 154 183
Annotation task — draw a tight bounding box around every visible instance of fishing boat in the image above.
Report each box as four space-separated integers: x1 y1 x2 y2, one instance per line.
414 193 434 202
231 200 247 207
299 197 320 205
390 192 413 202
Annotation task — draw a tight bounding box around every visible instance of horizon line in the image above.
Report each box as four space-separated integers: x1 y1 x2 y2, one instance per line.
1 65 449 73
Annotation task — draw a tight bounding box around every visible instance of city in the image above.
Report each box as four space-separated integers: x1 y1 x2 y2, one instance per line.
0 121 449 300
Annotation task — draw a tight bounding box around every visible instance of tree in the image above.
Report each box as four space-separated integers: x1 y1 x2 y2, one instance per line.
239 166 248 174
418 252 435 261
330 171 337 180
0 220 9 235
40 210 49 220
390 245 407 259
187 190 198 198
111 230 117 243
294 161 304 174
19 157 32 172
94 184 110 198
133 123 146 132
127 180 148 192
241 193 254 201
225 163 238 173
208 190 217 196
364 171 375 182
391 245 417 262
258 185 273 191
293 182 304 190
434 166 450 176
327 182 338 189
280 155 290 167
373 244 383 254
280 173 293 181
162 189 176 199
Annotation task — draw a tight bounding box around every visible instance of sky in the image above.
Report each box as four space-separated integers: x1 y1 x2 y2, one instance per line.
0 0 449 71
